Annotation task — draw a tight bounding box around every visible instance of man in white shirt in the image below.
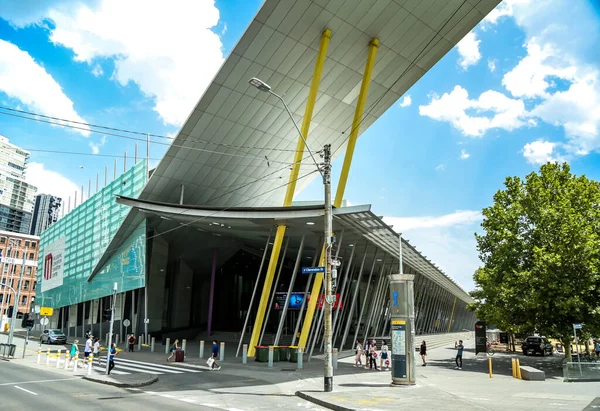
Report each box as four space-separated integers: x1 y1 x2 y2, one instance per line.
84 336 93 367
93 338 100 363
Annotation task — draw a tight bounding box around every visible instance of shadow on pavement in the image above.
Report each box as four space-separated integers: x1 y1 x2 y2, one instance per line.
338 383 391 388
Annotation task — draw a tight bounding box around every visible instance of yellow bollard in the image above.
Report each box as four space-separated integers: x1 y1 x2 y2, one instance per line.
56 349 62 368
45 348 50 366
64 353 70 370
511 357 516 378
516 358 522 380
488 357 493 378
36 347 41 364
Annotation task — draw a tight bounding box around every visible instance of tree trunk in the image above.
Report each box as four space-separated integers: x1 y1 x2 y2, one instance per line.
585 340 591 356
562 338 572 361
510 333 516 352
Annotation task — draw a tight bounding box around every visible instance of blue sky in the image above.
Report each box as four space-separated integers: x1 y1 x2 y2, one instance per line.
0 0 599 290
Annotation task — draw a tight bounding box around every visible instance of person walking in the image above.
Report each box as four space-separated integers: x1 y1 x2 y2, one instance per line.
84 335 93 367
455 339 464 370
363 340 371 370
420 340 427 366
380 340 389 370
93 337 100 363
108 342 117 375
210 340 221 370
369 339 378 371
167 339 180 362
128 334 136 352
69 339 79 368
354 340 363 367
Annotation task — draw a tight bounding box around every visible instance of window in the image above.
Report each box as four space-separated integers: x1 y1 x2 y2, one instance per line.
0 237 5 244
30 242 36 249
24 240 29 247
33 281 36 290
17 240 21 246
23 280 29 290
3 265 7 274
28 253 34 260
21 295 26 306
26 267 32 276
14 251 19 258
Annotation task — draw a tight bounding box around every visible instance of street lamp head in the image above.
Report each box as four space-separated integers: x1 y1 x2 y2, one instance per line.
248 77 271 92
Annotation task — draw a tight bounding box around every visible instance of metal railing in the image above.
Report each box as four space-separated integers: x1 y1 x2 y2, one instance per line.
0 343 16 359
563 361 600 382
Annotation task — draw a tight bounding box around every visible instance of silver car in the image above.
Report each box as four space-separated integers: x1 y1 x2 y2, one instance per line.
40 329 67 345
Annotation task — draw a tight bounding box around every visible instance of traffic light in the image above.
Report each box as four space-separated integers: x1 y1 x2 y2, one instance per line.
102 308 112 321
6 306 13 318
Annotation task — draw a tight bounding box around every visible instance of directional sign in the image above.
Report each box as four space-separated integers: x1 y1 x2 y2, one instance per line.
302 266 325 274
123 319 131 327
40 317 49 326
574 323 583 329
40 307 53 316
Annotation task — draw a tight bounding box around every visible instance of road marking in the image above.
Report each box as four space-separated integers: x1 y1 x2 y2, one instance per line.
0 377 80 387
14 386 38 395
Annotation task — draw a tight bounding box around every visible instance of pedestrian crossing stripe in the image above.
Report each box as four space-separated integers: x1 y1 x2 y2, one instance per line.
95 357 202 375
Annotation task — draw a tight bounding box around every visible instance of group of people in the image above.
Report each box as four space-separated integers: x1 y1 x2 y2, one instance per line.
166 339 222 371
353 339 389 370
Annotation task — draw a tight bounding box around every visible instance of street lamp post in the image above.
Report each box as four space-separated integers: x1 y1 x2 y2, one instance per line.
248 77 335 392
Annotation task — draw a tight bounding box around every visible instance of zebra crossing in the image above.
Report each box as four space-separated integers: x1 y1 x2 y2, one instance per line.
95 356 204 375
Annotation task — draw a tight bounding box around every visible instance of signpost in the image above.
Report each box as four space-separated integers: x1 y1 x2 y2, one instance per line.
123 319 131 348
573 323 582 375
40 307 53 317
301 267 325 274
40 317 49 327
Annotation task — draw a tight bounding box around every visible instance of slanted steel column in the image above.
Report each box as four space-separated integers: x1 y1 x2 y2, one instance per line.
298 38 379 350
291 240 321 346
274 235 305 346
339 249 368 350
236 232 271 357
416 278 434 334
350 253 379 350
332 262 356 346
427 284 444 334
207 248 217 337
260 237 289 345
329 244 355 347
447 296 458 333
249 29 331 356
363 263 386 341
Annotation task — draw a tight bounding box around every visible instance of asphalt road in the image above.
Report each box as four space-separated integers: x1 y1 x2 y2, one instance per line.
0 360 220 411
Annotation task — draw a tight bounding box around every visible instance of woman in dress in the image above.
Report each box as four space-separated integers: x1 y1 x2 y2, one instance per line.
354 340 363 367
420 340 427 366
380 340 389 370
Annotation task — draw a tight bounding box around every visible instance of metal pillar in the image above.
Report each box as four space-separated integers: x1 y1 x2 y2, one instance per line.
207 248 217 337
350 254 379 350
362 262 386 343
274 234 305 346
291 241 321 346
236 232 272 357
330 244 355 347
339 250 368 350
260 237 289 345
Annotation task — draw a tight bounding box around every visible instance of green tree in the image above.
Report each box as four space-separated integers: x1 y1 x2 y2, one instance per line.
471 163 600 360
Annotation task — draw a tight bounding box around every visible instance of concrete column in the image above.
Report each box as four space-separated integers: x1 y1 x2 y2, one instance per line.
207 248 217 336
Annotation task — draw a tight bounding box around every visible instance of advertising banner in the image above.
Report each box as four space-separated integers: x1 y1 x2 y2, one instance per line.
41 237 65 292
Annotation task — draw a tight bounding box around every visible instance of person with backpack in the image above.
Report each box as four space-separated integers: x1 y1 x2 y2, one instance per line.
128 334 136 352
167 339 179 362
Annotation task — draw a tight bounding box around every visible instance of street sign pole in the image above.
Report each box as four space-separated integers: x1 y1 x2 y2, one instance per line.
106 283 117 375
573 323 582 376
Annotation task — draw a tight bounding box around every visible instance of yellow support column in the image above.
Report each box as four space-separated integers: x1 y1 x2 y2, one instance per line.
298 38 379 350
247 29 332 358
447 296 457 332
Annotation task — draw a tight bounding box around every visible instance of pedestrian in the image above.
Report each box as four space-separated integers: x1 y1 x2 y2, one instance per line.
363 339 371 369
210 340 221 370
69 339 79 368
369 339 378 370
455 339 464 370
128 334 136 352
380 340 389 370
354 339 363 367
84 335 93 367
93 337 100 363
595 340 600 358
420 340 427 366
167 339 179 362
108 342 117 375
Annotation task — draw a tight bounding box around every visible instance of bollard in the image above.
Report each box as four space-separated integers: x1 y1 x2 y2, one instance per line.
516 358 522 380
46 348 50 366
56 349 62 368
64 353 70 369
488 357 493 378
165 337 171 355
333 348 338 371
73 355 78 373
199 340 204 358
182 339 187 353
297 347 303 370
151 337 156 352
36 347 41 364
138 335 142 351
511 358 516 378
220 342 225 362
242 344 248 365
268 346 274 368
88 354 94 375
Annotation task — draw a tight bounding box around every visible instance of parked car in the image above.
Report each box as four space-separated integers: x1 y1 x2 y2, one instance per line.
40 329 67 345
521 336 553 356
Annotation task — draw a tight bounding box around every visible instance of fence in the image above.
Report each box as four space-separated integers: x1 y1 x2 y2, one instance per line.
563 361 600 382
0 343 16 359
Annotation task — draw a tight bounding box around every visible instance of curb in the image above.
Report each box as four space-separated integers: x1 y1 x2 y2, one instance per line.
295 391 354 411
83 374 158 388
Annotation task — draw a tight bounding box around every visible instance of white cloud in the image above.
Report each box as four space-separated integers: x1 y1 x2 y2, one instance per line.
26 162 79 203
435 164 445 171
399 95 412 107
457 32 481 70
419 85 527 137
0 39 89 136
91 64 103 77
88 136 107 154
487 59 497 72
18 0 225 127
522 140 559 164
460 149 470 160
384 211 483 290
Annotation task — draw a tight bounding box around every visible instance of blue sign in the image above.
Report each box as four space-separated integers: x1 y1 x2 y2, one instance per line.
574 323 583 330
302 266 325 274
392 291 399 306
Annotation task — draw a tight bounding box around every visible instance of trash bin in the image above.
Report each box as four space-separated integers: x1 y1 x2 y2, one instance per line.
278 346 289 361
255 346 269 362
272 346 280 362
289 346 298 362
0 343 6 358
7 344 15 358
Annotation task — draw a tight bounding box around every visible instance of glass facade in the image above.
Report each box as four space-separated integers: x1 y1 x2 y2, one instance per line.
37 161 147 308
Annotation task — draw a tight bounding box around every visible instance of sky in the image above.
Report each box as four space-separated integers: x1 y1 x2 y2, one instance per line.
0 0 599 291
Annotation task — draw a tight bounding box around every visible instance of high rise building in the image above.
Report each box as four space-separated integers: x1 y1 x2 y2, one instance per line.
30 194 62 236
0 135 37 234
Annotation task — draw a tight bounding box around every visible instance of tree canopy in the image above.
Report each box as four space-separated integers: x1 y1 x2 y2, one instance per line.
471 163 600 355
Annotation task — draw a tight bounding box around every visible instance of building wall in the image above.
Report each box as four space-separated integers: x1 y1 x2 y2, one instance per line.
0 230 40 317
30 194 62 236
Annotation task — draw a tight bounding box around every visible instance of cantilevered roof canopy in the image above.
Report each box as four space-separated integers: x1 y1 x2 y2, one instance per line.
141 0 500 208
